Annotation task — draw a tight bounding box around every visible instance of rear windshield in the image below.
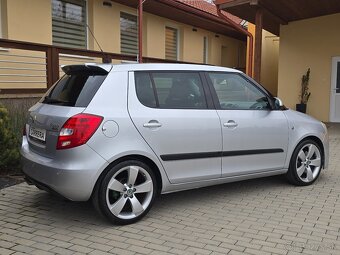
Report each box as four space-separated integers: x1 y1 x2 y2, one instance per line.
41 72 107 107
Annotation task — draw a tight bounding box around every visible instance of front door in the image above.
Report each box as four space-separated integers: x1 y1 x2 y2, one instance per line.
128 71 222 184
330 57 340 122
205 72 289 177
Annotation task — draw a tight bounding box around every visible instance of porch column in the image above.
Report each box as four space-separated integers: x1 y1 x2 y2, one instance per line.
138 0 143 63
254 7 263 83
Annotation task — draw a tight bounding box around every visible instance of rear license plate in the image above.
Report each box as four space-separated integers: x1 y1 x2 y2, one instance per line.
29 126 46 142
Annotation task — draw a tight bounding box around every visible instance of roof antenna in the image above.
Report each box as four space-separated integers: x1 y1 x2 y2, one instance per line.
86 24 111 63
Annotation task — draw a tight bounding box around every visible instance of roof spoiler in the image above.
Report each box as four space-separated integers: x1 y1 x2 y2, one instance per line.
61 64 112 75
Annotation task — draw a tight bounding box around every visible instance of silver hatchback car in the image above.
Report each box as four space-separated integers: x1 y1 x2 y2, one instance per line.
21 64 328 224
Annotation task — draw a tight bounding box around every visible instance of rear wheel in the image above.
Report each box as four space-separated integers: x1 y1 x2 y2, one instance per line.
94 160 157 225
286 139 322 186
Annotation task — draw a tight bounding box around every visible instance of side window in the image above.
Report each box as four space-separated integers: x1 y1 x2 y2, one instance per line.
135 73 157 108
207 73 271 110
135 72 207 109
153 72 207 109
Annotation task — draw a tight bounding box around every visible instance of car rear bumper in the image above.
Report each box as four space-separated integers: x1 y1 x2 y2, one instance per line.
21 137 108 201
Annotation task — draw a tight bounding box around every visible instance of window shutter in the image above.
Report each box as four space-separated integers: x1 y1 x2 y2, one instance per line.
165 27 178 60
203 37 208 64
120 12 138 55
52 0 87 49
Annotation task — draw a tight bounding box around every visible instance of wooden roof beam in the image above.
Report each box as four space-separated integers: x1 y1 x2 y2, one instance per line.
258 3 288 25
216 0 288 25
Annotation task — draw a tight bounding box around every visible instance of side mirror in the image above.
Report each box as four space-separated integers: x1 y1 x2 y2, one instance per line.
274 97 284 109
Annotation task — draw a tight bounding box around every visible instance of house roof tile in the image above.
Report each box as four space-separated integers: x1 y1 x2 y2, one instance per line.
176 0 242 24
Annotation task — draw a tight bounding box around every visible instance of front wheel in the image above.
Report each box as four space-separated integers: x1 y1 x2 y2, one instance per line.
94 160 157 225
286 139 323 186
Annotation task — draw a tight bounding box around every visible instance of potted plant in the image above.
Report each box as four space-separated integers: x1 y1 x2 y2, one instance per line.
296 68 311 113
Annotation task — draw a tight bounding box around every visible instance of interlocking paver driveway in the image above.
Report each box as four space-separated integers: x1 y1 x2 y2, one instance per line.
1 124 340 255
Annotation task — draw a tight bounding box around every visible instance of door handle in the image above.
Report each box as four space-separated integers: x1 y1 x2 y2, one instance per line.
223 121 238 128
143 121 162 128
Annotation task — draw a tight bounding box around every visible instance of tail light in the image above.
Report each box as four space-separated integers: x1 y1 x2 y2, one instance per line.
57 114 103 150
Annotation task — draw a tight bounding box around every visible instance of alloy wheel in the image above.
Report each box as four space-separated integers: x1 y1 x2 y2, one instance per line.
296 143 322 183
105 165 154 220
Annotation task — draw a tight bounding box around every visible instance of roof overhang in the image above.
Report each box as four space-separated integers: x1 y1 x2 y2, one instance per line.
111 0 246 41
215 0 340 35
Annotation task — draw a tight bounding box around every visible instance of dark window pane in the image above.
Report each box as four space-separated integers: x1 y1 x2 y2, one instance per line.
42 72 107 107
152 72 207 109
135 73 157 108
208 73 270 110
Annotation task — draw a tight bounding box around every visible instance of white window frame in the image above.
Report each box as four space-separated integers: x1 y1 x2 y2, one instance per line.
165 25 180 61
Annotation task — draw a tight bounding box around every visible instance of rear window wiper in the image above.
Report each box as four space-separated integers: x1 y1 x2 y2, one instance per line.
43 96 72 105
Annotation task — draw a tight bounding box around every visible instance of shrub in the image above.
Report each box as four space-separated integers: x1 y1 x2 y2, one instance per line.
0 104 21 173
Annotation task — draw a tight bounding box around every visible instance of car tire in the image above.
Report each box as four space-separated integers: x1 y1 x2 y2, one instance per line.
94 160 157 225
286 139 323 186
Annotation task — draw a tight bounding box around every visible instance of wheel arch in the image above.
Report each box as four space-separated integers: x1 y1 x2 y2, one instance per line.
296 136 325 168
91 154 163 199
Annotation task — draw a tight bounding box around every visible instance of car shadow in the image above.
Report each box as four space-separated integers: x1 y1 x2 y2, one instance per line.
24 174 291 228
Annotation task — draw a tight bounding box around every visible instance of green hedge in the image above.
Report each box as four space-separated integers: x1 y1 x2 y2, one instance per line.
0 104 21 174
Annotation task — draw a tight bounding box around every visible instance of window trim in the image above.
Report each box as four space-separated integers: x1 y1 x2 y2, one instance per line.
134 71 215 110
165 26 179 61
204 71 275 111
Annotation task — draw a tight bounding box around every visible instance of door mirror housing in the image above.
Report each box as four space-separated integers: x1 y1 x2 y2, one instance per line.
274 97 285 110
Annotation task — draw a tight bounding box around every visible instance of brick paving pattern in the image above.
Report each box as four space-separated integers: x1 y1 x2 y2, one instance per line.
0 125 339 255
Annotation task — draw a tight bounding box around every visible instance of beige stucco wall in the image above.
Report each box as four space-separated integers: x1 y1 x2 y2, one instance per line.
247 23 279 96
261 30 279 96
278 13 340 122
5 0 51 44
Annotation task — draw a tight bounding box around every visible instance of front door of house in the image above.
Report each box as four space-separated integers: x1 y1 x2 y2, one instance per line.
330 57 340 122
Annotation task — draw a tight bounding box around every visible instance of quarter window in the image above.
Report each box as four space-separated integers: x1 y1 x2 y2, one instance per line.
120 12 137 55
135 72 207 109
52 0 87 48
135 73 157 108
207 73 270 110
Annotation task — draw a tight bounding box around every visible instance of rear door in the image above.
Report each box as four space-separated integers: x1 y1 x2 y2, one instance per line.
205 72 289 177
128 71 222 184
26 65 109 158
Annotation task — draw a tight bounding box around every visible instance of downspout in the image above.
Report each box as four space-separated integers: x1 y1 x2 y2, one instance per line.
138 0 143 63
215 8 253 77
